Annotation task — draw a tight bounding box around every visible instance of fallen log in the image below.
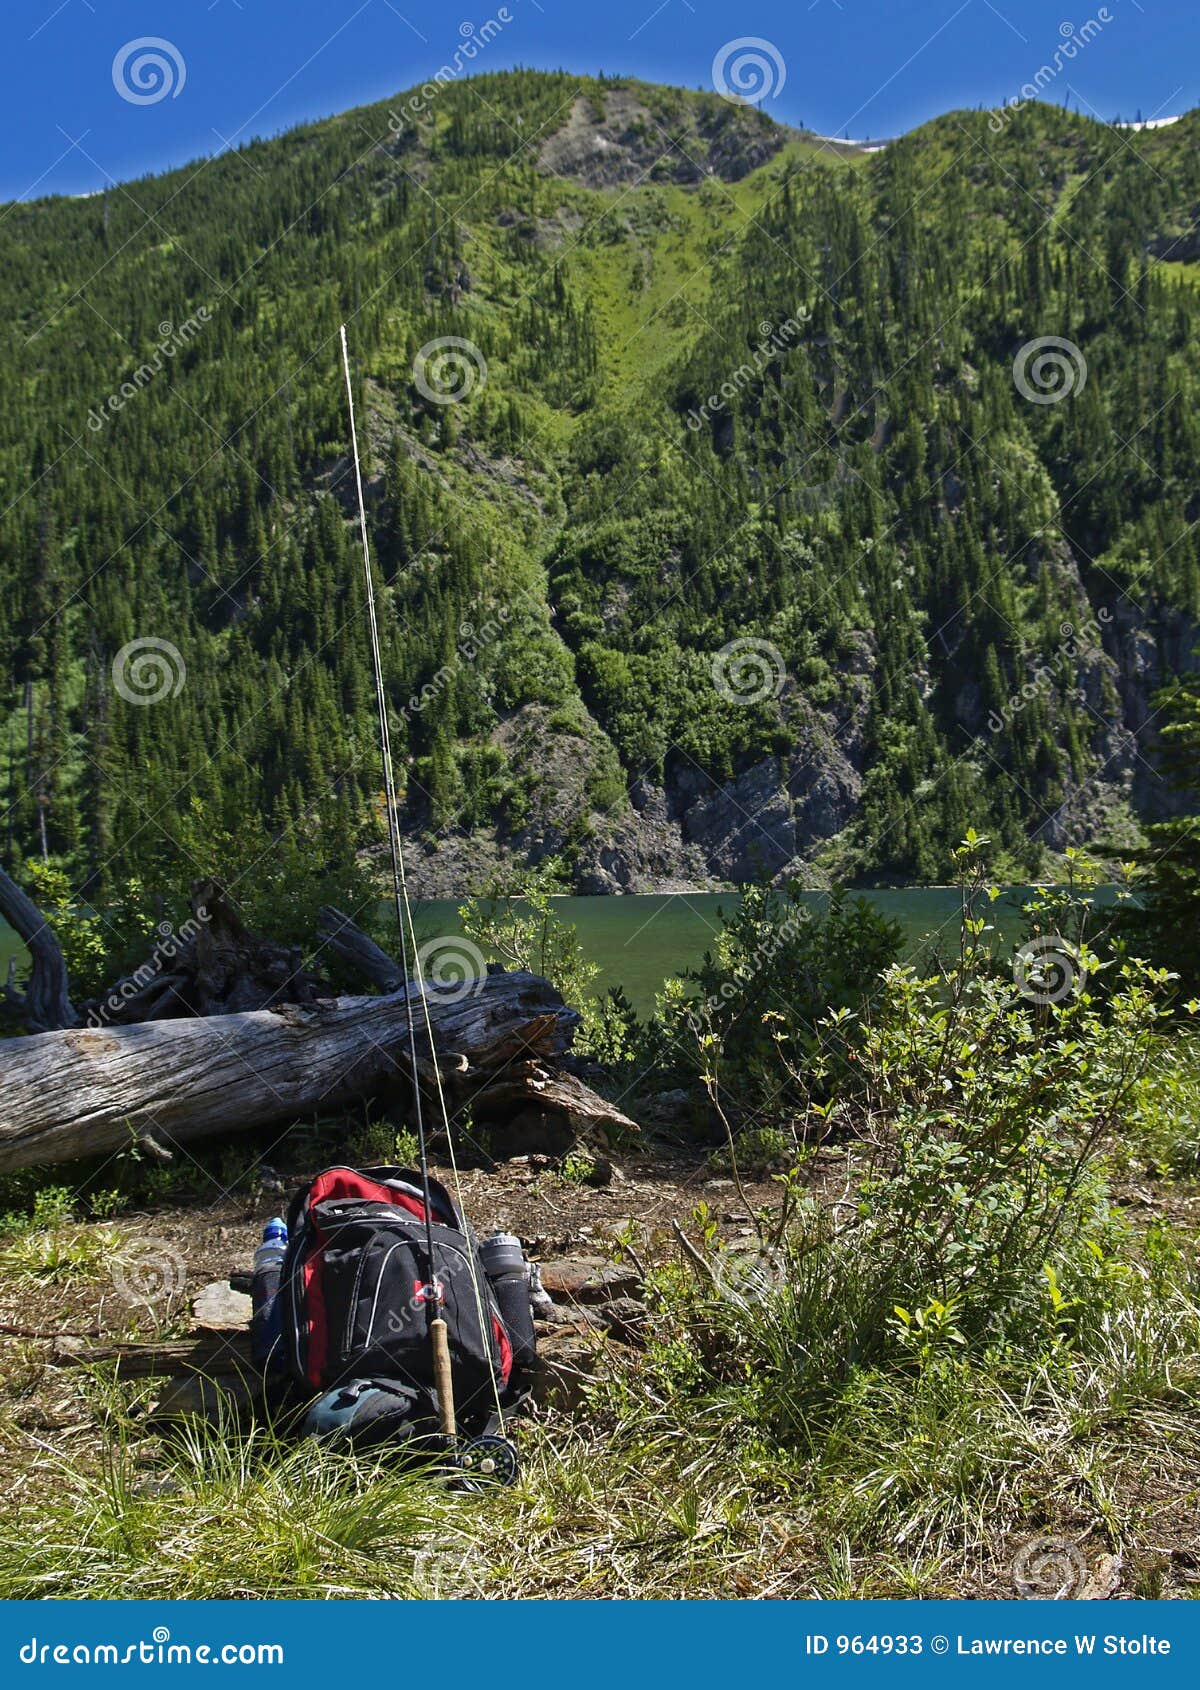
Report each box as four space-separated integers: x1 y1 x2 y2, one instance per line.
0 971 580 1172
50 1331 256 1378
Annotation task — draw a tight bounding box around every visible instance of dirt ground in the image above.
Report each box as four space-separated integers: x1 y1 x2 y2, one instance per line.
2 1126 1199 1600
0 1125 782 1498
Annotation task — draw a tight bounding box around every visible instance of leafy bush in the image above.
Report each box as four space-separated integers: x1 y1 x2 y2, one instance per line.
664 837 1180 1457
666 883 903 1107
1125 1033 1200 1176
1116 672 1200 998
19 863 159 1003
459 860 603 1048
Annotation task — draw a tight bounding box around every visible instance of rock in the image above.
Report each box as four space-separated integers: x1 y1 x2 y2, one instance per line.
537 1255 641 1303
488 1109 573 1158
134 1476 182 1498
49 1335 88 1364
151 1371 261 1423
650 1087 691 1120
192 1281 253 1333
584 1156 626 1187
537 87 788 192
1079 1553 1123 1601
596 1297 649 1343
532 1337 595 1411
531 1324 629 1411
534 1304 593 1330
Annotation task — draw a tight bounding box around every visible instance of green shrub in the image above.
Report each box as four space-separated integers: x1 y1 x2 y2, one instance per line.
665 836 1180 1458
667 883 903 1107
459 859 603 1049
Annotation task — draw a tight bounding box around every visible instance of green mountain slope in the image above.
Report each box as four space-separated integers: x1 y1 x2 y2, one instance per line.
1 72 1197 900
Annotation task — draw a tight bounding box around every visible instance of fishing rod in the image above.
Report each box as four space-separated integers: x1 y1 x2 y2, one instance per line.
338 323 459 1443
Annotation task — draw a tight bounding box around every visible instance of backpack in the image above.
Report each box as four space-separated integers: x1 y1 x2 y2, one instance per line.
278 1165 535 1430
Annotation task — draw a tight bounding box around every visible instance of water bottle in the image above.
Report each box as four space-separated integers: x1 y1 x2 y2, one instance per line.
479 1231 537 1372
250 1218 288 1369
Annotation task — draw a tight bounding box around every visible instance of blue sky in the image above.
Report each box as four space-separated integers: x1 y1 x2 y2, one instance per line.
2 0 1197 201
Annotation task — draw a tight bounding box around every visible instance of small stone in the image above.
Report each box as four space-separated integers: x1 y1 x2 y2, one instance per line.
134 1475 182 1497
585 1156 626 1188
531 1335 598 1412
192 1281 253 1333
153 1372 260 1422
50 1336 88 1363
597 1297 649 1342
537 1255 640 1303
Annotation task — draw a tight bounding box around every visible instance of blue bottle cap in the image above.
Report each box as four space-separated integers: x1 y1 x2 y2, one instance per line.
263 1217 288 1241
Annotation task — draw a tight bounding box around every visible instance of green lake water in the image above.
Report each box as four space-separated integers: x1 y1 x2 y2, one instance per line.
0 886 1099 1017
410 887 1063 1012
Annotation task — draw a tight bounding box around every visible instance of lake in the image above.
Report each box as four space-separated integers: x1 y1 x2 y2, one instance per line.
410 887 1071 1011
0 886 1081 1017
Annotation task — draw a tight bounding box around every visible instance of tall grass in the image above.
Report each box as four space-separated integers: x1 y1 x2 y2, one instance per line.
1 846 1197 1599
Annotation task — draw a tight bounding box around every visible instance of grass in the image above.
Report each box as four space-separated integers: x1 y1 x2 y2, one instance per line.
0 1397 462 1600
1 1223 125 1287
0 1172 1196 1601
1130 1032 1200 1176
1 881 1197 1599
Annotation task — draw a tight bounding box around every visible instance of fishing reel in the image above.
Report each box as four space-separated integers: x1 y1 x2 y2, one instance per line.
454 1434 520 1489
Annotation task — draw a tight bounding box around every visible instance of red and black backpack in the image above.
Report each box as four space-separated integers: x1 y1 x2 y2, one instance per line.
279 1166 530 1422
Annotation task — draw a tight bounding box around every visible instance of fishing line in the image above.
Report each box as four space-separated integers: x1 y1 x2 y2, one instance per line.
338 324 506 1444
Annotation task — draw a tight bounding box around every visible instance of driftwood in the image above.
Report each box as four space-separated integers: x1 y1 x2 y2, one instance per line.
50 1331 257 1378
0 971 582 1173
0 864 78 1031
0 870 641 1171
84 880 328 1024
317 904 404 992
469 1061 639 1136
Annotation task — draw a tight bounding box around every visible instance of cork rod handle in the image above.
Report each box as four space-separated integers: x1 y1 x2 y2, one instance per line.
430 1318 457 1438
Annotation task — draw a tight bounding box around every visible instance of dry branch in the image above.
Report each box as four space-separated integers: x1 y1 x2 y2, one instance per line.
0 863 78 1031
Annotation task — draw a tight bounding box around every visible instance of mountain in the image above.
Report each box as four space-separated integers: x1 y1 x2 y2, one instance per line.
2 70 1199 902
